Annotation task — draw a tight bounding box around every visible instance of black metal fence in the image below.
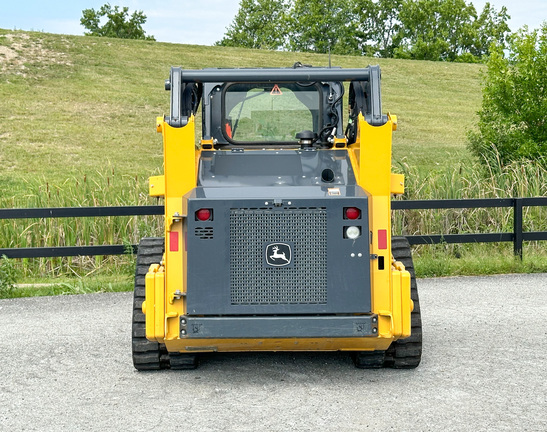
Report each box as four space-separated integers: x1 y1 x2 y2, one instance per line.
1 198 546 259
392 197 547 258
0 205 162 259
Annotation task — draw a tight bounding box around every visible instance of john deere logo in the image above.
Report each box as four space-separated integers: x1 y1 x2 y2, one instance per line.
265 243 292 267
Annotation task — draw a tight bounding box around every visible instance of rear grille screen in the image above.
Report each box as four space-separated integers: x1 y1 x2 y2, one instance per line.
230 208 327 305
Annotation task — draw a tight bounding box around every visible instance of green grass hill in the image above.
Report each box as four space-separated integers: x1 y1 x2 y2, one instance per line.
0 28 481 195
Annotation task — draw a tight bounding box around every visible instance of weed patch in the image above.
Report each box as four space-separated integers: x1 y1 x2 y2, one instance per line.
0 255 19 296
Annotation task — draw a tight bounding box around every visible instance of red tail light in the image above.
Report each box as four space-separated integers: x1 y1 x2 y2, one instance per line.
196 208 212 221
344 207 360 220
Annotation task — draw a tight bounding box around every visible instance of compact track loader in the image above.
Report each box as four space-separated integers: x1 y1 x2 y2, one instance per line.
132 64 422 370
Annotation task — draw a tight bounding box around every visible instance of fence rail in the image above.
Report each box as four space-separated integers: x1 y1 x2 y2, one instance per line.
392 197 547 258
1 198 546 260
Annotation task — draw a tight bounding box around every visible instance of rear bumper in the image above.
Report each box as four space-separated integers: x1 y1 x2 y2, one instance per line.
143 263 412 352
180 315 378 339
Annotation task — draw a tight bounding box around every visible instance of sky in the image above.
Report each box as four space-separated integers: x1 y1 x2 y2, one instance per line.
0 0 546 46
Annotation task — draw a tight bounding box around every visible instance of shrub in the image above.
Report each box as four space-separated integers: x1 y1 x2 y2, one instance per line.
468 24 547 168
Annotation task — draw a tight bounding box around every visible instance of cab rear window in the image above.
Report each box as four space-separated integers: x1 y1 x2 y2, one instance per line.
223 83 321 143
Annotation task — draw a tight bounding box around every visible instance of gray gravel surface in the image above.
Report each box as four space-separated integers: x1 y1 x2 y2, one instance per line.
1 273 546 431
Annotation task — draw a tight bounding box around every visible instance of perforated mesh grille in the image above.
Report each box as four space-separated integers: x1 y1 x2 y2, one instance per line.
230 208 327 305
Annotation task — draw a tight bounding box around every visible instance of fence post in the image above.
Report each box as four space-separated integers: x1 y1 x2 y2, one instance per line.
513 198 523 259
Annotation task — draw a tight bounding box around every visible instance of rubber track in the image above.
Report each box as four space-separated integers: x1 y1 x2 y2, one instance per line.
131 237 198 370
385 236 422 368
353 236 422 369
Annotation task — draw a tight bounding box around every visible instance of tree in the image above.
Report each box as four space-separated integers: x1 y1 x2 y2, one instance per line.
352 0 403 57
218 0 510 62
469 2 510 59
216 0 288 50
287 0 357 54
219 0 358 54
393 0 509 62
468 24 547 168
394 0 477 61
80 3 155 40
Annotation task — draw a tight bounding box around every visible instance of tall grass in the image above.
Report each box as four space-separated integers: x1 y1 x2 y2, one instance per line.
0 170 162 277
3 158 545 279
393 158 547 235
393 158 547 276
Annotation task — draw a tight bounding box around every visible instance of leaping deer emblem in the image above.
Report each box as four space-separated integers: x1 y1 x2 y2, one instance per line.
270 246 290 263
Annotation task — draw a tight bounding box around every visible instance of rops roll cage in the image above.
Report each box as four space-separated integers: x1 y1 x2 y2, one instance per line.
163 65 387 145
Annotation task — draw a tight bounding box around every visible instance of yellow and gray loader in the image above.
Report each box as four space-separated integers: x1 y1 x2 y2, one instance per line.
132 64 422 369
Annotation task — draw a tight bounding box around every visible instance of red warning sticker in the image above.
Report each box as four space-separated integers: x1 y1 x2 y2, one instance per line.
270 84 283 95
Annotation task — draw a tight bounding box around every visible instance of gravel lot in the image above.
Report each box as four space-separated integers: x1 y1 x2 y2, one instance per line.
1 273 546 431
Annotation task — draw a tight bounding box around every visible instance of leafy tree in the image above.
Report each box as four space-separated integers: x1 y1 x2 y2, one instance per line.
469 2 510 59
394 0 477 61
219 0 357 54
216 0 288 50
468 24 547 168
80 3 155 40
287 0 357 54
394 0 510 62
352 0 403 57
218 0 510 62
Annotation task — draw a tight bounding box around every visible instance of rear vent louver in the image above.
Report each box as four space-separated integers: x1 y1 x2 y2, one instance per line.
195 227 214 239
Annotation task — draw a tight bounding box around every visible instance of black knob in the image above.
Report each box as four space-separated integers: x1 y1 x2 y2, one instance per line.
295 130 317 140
